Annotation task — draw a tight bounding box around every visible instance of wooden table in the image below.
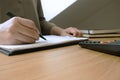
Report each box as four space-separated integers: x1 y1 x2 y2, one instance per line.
0 38 120 80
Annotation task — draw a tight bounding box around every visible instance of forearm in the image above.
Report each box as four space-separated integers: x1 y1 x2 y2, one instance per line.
40 20 63 35
50 26 64 35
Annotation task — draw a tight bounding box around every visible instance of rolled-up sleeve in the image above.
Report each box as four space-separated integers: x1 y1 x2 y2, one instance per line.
40 20 56 35
37 0 57 35
0 8 1 23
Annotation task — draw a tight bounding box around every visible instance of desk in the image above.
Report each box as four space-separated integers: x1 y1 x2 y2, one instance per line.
0 38 120 80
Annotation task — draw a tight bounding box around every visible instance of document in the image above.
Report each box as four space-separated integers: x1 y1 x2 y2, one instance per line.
80 29 120 34
0 35 88 56
83 33 120 38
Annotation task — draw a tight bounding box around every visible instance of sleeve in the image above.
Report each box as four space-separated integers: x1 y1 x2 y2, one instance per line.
37 0 57 35
0 1 2 23
0 0 1 5
0 8 1 23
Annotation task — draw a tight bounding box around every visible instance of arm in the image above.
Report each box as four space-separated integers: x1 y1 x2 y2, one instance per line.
50 25 83 37
40 19 83 37
38 0 82 37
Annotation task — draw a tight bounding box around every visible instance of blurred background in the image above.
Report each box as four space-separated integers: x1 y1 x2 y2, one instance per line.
41 0 120 29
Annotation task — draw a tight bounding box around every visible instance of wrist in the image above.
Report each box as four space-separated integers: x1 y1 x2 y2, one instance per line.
51 26 64 35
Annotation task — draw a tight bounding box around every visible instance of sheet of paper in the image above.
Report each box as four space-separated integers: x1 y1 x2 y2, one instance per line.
0 35 87 50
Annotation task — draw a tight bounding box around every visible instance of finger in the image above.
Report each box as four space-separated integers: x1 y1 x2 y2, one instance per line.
16 24 39 40
74 28 83 37
10 39 35 45
11 17 39 39
14 31 37 44
4 32 35 45
3 31 36 45
63 33 73 36
10 39 27 45
15 17 40 34
66 27 80 37
70 27 83 37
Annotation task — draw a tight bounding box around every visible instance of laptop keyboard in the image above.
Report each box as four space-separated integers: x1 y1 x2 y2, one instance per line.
79 40 120 56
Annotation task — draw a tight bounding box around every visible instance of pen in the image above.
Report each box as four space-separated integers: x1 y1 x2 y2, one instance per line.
6 12 47 40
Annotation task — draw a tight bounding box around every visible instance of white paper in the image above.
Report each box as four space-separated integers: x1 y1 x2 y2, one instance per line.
0 35 87 51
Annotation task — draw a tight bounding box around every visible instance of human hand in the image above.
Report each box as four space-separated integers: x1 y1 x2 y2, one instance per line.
0 17 39 44
60 27 83 37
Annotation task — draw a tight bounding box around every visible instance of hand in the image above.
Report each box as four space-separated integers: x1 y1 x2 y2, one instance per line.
0 17 39 44
60 27 83 37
